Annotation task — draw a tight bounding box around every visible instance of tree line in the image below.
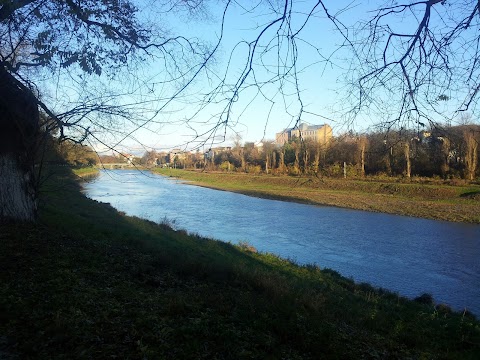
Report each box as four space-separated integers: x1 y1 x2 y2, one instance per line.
54 121 479 181
141 124 479 180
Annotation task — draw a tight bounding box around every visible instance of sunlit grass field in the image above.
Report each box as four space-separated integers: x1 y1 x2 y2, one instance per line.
154 168 480 223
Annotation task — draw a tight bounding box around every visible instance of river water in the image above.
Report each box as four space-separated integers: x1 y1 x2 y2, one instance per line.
83 170 480 315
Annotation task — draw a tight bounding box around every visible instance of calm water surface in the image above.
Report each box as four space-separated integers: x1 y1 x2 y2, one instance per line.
83 170 480 315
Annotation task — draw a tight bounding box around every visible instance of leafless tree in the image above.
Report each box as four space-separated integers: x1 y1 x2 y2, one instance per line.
404 141 412 178
357 136 368 177
1 0 217 221
345 0 480 130
464 127 479 180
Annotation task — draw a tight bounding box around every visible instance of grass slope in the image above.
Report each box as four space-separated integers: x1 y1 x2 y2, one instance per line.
0 169 479 359
154 169 480 223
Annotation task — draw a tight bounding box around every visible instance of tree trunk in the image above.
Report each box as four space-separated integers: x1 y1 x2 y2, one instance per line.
303 148 309 174
0 154 36 222
265 153 269 174
241 151 246 172
465 130 478 181
360 145 365 176
404 142 411 178
359 139 366 177
313 145 320 173
0 67 39 222
280 150 285 173
385 144 393 175
441 138 450 176
294 146 300 174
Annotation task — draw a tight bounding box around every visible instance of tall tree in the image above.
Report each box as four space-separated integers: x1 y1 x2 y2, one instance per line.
262 141 276 174
464 127 479 180
279 147 286 174
357 136 368 177
0 67 39 221
292 140 301 175
440 136 451 177
404 141 411 178
0 0 214 221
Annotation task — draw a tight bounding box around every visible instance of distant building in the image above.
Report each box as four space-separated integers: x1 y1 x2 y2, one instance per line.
275 129 292 145
120 153 135 164
275 123 332 146
254 141 264 151
214 146 232 152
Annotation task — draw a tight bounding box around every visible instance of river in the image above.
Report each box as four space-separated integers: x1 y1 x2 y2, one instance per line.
83 170 480 315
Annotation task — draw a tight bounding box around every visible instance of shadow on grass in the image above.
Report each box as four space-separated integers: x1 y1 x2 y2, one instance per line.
460 190 480 200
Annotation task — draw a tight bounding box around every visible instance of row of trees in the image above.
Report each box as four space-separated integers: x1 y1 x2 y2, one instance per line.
47 122 479 181
326 125 479 180
149 124 479 180
50 140 98 168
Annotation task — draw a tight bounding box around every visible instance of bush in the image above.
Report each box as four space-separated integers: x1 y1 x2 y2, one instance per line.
246 165 262 174
219 161 232 171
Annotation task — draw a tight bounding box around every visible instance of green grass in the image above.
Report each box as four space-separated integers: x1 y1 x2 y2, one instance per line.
154 169 480 223
1 167 479 359
71 166 99 178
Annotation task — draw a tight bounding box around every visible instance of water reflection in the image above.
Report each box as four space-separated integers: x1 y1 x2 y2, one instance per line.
83 170 480 315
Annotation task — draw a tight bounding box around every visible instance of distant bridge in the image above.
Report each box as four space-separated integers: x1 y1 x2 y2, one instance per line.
97 163 136 169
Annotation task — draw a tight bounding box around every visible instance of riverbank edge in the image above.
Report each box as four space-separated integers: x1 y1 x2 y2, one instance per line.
73 166 150 179
72 166 100 178
1 168 479 358
153 169 480 223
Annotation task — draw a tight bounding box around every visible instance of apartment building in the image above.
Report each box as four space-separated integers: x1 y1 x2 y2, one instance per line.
275 123 332 146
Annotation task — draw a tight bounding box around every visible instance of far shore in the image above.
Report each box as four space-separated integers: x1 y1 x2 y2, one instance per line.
153 168 480 224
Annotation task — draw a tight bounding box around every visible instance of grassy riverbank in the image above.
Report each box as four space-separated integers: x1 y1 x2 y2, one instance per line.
1 168 479 359
154 169 480 223
71 166 100 178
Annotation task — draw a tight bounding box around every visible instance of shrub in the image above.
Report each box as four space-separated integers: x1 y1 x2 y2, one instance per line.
246 165 262 174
